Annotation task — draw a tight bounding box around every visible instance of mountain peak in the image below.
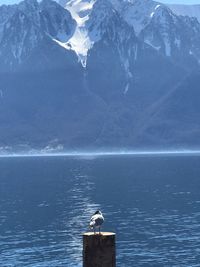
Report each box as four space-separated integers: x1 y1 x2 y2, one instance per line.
109 0 165 34
86 0 117 32
0 0 76 70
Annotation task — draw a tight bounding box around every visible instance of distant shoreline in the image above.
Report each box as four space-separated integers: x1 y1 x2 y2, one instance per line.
1 150 200 158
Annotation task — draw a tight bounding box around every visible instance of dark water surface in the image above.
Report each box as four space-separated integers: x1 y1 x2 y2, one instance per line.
0 155 200 266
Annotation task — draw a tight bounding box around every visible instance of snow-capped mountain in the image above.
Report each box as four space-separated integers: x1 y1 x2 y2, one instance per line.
139 4 200 66
1 0 200 70
168 4 200 23
0 0 200 150
103 0 200 65
0 0 76 70
57 0 200 68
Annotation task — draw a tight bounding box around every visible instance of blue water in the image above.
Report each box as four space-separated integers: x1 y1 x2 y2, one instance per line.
1 155 200 266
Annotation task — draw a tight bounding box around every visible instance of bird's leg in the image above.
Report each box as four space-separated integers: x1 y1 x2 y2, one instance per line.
94 228 95 235
99 227 101 235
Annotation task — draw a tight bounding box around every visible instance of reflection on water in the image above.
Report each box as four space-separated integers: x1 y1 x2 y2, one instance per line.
0 158 101 267
1 155 200 266
57 168 101 266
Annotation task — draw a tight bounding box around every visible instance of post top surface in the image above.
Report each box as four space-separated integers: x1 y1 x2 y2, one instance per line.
83 232 115 236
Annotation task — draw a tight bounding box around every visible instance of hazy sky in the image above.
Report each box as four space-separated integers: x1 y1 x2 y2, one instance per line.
160 0 200 3
1 0 200 5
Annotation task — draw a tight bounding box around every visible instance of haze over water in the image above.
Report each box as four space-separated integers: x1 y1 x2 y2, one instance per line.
1 154 200 266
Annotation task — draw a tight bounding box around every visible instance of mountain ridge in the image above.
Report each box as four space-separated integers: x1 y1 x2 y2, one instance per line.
168 3 200 23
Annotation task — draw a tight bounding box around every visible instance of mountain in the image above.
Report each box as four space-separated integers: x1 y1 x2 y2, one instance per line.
135 72 200 149
106 0 200 70
168 4 200 23
59 0 200 69
139 5 200 70
0 0 200 152
0 0 77 71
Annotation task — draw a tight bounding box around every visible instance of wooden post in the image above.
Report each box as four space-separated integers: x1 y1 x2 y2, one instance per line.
83 232 116 267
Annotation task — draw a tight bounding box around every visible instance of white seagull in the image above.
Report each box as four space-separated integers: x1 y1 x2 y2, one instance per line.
89 210 104 234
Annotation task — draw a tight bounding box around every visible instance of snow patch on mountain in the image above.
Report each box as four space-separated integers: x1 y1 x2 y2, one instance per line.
123 83 129 95
67 28 92 66
59 0 95 66
150 4 161 18
66 0 94 24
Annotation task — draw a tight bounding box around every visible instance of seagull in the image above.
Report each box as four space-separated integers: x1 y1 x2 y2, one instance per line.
89 210 104 235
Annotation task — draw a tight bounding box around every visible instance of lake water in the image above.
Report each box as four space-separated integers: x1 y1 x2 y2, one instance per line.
1 154 200 266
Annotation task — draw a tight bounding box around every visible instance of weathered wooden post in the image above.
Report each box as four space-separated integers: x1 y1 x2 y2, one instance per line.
83 232 116 267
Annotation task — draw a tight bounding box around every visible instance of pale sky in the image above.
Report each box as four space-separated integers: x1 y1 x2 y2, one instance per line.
1 0 200 5
161 0 200 3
